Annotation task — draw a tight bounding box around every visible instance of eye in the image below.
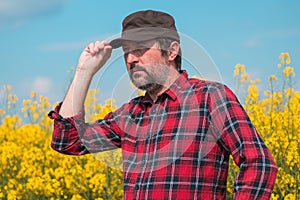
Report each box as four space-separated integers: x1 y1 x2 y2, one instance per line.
134 48 150 56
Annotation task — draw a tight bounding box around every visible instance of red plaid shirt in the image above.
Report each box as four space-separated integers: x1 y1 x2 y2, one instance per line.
49 71 277 199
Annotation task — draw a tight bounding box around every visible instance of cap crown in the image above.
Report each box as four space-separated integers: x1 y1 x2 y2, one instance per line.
122 10 177 32
110 10 179 49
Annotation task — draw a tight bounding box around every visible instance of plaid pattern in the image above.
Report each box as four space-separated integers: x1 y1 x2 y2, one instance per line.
49 71 277 199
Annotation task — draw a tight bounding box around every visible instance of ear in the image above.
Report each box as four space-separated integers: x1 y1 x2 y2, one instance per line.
168 41 180 62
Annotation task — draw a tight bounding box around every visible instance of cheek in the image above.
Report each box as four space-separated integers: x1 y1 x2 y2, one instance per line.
124 59 131 71
125 64 131 73
143 54 163 65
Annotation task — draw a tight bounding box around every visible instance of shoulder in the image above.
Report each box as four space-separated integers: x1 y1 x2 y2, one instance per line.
188 78 232 94
187 78 240 104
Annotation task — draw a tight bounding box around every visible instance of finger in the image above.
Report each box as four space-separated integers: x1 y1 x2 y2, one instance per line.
103 45 112 53
100 41 112 49
94 41 104 53
88 42 95 54
102 45 113 61
103 45 112 56
102 41 110 46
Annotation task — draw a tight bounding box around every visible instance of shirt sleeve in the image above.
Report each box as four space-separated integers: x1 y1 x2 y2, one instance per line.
48 102 122 155
208 84 277 199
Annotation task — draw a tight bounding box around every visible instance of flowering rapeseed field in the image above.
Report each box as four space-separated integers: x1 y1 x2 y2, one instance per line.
0 53 299 199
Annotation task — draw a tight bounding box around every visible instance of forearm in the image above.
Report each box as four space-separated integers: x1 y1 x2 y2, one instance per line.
49 102 122 155
59 41 112 118
208 84 277 198
59 71 93 118
49 41 114 154
49 102 89 155
233 150 277 199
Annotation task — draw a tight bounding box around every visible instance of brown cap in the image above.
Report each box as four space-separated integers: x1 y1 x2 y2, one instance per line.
110 10 180 49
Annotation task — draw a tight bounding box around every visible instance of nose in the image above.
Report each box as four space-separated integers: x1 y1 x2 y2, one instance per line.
125 51 139 64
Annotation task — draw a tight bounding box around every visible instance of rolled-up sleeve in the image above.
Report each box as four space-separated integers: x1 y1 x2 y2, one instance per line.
48 102 122 155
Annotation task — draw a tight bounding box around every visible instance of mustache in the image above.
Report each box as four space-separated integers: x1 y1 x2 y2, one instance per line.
130 64 146 72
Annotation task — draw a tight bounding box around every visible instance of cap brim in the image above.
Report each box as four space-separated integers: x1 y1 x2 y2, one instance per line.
110 38 123 49
109 27 180 49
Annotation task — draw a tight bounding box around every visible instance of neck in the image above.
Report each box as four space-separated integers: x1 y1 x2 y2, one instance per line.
147 68 180 102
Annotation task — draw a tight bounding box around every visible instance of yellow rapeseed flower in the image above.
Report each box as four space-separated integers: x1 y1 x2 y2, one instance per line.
279 52 291 65
268 75 277 83
285 88 294 99
7 94 18 104
240 73 250 83
233 63 245 77
271 193 279 200
283 66 296 77
5 85 12 91
71 194 85 200
277 63 282 69
250 79 260 85
248 85 259 100
30 91 37 98
0 108 5 117
284 193 296 200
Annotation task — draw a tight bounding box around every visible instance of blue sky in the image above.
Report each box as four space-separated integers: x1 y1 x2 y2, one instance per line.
0 0 300 106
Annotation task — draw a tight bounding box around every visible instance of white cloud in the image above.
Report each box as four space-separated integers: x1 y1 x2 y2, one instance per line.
244 38 260 48
244 29 300 49
32 77 53 94
40 33 116 51
0 0 68 25
27 76 63 103
266 29 300 38
0 87 5 102
41 41 85 51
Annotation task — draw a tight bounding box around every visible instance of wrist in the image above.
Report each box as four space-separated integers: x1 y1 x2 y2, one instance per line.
75 68 94 80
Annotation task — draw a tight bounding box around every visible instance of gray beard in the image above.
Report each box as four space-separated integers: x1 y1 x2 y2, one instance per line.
129 64 169 93
137 83 163 94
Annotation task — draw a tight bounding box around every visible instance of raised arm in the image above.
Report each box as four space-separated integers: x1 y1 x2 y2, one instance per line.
48 41 121 155
59 41 112 118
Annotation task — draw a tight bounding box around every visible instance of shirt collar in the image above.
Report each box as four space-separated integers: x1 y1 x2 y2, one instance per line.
140 70 189 105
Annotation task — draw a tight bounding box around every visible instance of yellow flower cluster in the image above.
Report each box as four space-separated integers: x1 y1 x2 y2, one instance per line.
0 90 123 199
278 52 291 65
227 53 299 199
233 63 260 98
0 52 299 199
84 89 118 122
2 85 18 112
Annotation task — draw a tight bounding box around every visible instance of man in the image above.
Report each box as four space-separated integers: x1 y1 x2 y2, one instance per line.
49 10 277 199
